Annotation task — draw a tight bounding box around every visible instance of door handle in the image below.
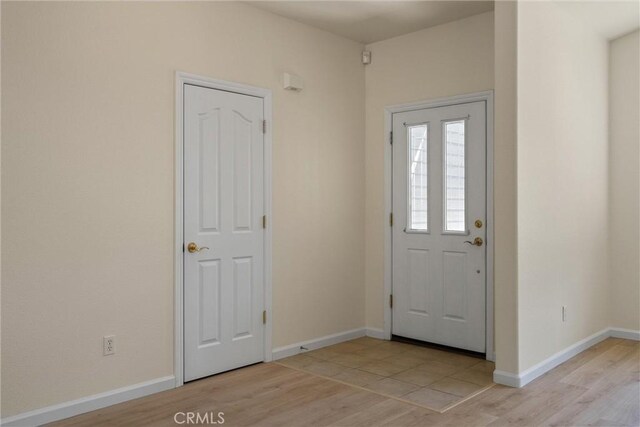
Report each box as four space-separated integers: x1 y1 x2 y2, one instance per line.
186 242 210 253
464 237 483 247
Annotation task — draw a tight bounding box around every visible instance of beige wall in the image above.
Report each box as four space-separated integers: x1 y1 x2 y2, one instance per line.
609 30 640 331
493 1 519 375
1 1 365 416
363 11 495 330
516 1 610 371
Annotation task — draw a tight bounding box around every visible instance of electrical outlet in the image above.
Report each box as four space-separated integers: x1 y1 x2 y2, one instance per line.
562 306 568 322
103 335 115 356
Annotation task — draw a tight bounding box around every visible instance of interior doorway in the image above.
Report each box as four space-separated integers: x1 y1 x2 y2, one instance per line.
175 73 274 386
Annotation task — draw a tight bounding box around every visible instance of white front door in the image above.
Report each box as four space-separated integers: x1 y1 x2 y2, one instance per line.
184 84 265 381
392 101 486 353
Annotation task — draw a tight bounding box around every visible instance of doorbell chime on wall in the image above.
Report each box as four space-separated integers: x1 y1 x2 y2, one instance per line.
283 72 304 91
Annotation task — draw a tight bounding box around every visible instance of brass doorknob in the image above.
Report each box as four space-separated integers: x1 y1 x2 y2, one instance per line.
187 242 210 253
464 237 483 247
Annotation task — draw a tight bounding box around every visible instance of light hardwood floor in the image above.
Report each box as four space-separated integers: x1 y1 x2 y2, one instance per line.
50 338 639 426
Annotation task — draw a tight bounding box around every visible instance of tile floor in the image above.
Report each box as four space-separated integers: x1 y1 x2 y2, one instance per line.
276 337 494 412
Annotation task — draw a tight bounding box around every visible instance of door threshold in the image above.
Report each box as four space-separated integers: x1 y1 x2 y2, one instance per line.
391 335 485 359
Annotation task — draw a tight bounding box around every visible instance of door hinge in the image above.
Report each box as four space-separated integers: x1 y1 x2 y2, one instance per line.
263 310 267 324
390 131 393 145
262 215 267 229
389 212 393 227
389 294 393 308
262 120 267 134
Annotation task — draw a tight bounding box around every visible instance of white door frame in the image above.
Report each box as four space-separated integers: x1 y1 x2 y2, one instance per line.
383 91 494 361
174 72 273 387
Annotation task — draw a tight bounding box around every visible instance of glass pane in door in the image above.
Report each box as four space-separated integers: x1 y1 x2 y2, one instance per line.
444 120 465 232
408 125 428 231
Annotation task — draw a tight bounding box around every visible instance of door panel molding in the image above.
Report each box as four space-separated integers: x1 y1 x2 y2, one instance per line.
175 72 273 387
383 91 494 361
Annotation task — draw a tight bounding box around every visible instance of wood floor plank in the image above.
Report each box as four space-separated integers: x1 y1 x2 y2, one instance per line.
332 399 421 426
560 343 635 387
543 344 640 427
486 381 588 426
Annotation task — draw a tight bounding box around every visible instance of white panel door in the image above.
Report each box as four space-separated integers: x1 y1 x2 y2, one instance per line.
184 84 264 381
392 101 486 353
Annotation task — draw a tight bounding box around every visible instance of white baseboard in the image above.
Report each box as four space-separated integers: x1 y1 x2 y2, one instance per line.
609 327 640 341
1 376 175 427
493 327 637 388
272 328 366 360
365 328 385 339
492 370 521 388
516 328 610 387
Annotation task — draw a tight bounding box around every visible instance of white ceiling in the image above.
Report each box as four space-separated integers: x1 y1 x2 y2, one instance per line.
557 1 640 40
246 1 495 44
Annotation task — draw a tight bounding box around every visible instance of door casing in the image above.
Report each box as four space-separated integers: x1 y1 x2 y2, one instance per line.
174 72 273 387
383 91 494 361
